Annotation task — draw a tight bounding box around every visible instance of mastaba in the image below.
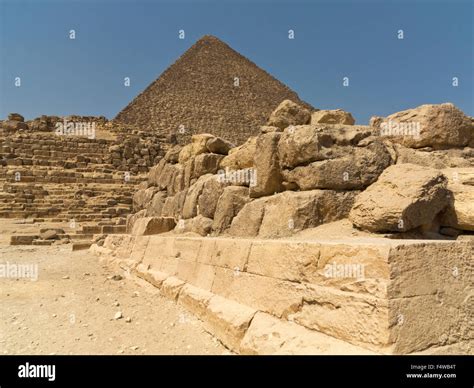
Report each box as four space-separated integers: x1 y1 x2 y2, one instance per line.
115 35 313 145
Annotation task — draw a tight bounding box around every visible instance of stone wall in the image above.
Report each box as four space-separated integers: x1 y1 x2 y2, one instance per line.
0 119 163 223
127 100 474 239
96 234 473 355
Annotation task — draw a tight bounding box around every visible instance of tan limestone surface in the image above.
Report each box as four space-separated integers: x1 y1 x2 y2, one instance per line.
96 232 473 355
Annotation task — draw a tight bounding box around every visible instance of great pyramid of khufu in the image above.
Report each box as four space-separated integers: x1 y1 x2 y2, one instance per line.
115 35 313 145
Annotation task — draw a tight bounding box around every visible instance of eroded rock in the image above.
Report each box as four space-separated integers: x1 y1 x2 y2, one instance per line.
349 164 450 232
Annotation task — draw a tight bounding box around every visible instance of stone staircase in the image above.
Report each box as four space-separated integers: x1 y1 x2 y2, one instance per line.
0 130 164 248
0 182 135 220
10 223 128 250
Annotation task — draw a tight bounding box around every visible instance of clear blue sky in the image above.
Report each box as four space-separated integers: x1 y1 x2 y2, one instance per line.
0 0 472 124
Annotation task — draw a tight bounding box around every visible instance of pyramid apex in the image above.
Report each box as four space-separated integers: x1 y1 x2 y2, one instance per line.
197 34 222 42
194 35 228 47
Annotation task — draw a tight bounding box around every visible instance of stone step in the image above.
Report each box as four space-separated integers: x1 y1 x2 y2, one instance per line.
68 234 94 241
80 225 103 234
32 239 54 246
72 242 92 251
1 129 151 222
101 225 126 234
10 235 38 245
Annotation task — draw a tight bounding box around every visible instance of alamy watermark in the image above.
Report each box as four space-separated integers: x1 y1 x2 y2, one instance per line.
379 120 420 138
324 262 365 279
18 362 55 382
0 262 38 281
55 119 96 139
216 167 257 187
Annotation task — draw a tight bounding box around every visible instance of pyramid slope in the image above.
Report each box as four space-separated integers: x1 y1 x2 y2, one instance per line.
115 35 313 145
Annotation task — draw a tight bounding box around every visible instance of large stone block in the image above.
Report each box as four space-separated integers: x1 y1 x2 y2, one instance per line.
192 153 225 179
197 176 230 219
440 168 474 231
311 109 355 125
126 209 146 233
178 134 215 164
227 197 266 237
277 125 334 169
134 264 169 288
161 189 188 219
282 141 392 190
209 238 252 270
267 99 311 130
131 216 176 236
183 262 216 291
219 136 257 170
132 187 157 211
145 191 166 217
206 137 233 155
394 144 473 169
202 295 257 352
373 103 473 149
161 276 185 301
386 241 473 354
229 190 357 238
249 132 283 198
240 312 375 355
291 284 389 349
177 284 214 321
212 186 250 233
211 267 304 318
246 240 389 298
182 174 213 219
148 159 166 186
349 164 450 232
172 237 203 262
174 215 213 236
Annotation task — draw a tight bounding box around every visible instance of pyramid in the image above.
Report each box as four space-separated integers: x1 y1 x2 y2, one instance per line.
115 35 313 145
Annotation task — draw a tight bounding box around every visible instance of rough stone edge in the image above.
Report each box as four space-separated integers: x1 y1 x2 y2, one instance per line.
90 236 470 355
91 237 378 354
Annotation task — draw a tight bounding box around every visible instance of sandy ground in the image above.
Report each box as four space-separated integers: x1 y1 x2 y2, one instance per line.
0 235 227 355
